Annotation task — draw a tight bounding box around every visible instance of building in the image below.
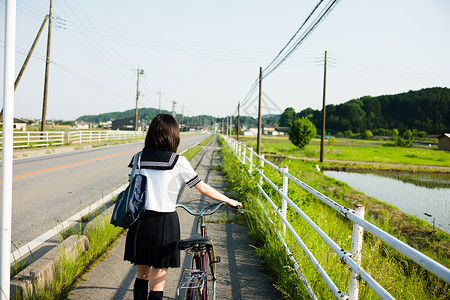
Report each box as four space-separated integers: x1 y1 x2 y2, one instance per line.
244 128 258 136
438 133 450 151
111 116 142 131
0 117 27 131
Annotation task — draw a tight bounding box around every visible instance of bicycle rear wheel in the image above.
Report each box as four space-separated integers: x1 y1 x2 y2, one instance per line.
207 242 217 300
185 255 204 300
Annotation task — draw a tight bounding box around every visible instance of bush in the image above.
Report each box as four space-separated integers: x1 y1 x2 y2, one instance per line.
344 130 353 137
288 117 316 149
364 130 373 139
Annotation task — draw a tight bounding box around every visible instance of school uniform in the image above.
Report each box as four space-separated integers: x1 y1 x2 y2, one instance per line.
124 148 201 268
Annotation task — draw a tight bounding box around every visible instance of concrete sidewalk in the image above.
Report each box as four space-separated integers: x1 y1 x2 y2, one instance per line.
66 137 280 300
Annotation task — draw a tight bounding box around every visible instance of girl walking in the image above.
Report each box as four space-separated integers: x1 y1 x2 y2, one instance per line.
124 114 242 300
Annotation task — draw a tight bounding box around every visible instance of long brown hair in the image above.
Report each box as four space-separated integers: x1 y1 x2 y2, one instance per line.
144 114 180 152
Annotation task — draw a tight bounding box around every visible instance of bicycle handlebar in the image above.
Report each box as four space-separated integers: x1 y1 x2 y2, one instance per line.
176 202 242 217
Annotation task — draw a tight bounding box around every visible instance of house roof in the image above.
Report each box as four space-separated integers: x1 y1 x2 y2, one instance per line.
0 117 27 123
438 133 450 139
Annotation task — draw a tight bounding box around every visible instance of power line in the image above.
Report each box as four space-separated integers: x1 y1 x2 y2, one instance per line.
0 41 132 103
262 0 340 79
262 0 325 75
236 0 341 115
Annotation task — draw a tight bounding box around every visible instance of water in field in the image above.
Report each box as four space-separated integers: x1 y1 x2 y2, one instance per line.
323 170 450 233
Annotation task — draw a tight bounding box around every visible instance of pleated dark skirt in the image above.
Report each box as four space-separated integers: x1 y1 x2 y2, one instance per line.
124 210 180 268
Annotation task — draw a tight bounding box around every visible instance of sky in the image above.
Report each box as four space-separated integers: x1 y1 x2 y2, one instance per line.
1 0 450 121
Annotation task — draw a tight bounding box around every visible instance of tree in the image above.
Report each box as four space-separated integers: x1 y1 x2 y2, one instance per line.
288 117 317 149
403 129 413 140
391 128 399 137
364 130 373 139
344 130 353 137
279 107 297 127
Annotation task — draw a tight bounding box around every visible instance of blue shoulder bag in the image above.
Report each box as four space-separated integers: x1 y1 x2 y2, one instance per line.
110 151 147 228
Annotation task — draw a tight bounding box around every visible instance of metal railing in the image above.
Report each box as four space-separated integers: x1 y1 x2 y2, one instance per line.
224 136 450 300
0 130 145 149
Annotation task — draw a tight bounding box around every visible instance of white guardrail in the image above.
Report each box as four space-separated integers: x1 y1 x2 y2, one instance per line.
223 136 450 300
0 131 145 149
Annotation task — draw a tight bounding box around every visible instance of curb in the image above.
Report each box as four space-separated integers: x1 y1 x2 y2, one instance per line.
10 235 89 299
10 202 117 299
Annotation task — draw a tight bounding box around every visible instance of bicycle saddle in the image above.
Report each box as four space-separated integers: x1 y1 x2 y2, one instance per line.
178 233 213 250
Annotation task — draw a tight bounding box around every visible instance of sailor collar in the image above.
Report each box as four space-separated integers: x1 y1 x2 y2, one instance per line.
129 149 179 170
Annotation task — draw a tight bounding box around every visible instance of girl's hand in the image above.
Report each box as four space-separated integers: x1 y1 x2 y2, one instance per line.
226 199 243 209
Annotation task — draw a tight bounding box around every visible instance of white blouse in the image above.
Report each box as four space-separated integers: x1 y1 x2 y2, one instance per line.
130 154 200 212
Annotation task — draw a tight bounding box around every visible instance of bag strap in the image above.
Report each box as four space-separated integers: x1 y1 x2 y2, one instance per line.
130 151 143 179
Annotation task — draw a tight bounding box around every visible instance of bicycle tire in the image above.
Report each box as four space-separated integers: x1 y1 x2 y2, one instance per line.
207 242 217 300
185 255 203 300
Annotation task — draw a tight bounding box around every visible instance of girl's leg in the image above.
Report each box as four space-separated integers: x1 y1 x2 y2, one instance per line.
134 265 151 300
149 267 168 291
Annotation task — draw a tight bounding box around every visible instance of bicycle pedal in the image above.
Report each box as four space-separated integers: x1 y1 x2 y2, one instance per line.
213 256 221 263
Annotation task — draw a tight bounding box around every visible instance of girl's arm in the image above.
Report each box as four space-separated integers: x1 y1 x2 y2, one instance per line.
194 181 243 208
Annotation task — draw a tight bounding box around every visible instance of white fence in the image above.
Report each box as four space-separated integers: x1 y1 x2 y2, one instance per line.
67 131 145 144
224 136 450 300
0 131 145 149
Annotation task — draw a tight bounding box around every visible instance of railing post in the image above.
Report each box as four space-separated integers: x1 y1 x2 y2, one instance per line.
259 154 264 186
27 131 30 147
249 147 253 174
238 143 242 162
242 144 246 168
282 166 289 234
348 204 365 300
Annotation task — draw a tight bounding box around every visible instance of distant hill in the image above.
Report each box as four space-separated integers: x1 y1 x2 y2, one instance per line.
296 87 450 135
78 87 449 134
76 108 279 127
77 107 168 123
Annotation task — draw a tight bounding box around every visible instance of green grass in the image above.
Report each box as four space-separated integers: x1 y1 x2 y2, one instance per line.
219 136 449 299
199 134 214 146
237 136 450 167
183 146 202 161
182 134 214 160
20 213 123 299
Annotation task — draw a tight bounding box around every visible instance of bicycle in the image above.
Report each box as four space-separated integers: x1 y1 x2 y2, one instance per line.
175 202 241 300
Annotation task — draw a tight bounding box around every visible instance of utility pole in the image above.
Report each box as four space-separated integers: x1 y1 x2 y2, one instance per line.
237 102 240 142
0 15 48 120
156 90 163 114
41 0 53 132
1 0 16 297
171 101 177 118
230 115 232 138
135 67 144 131
257 67 262 155
320 50 327 163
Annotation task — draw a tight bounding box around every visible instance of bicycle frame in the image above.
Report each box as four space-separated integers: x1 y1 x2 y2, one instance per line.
176 202 227 300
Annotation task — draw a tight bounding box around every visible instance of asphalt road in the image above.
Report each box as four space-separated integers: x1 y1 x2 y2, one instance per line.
5 133 210 251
